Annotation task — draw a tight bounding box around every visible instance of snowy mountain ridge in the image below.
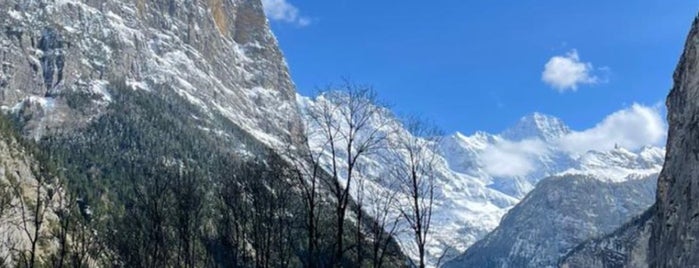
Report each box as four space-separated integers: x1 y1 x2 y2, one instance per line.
297 93 665 267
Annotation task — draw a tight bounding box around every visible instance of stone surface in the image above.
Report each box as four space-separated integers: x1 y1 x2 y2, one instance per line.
560 208 653 268
0 0 304 147
651 14 699 268
443 174 657 268
558 13 699 268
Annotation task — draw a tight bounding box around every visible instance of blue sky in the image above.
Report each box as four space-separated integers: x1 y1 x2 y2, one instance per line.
263 0 698 135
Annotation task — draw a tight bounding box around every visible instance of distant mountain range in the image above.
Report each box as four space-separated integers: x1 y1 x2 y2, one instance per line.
299 95 664 266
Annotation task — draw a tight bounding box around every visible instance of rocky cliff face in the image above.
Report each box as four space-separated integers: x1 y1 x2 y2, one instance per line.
0 0 303 146
651 14 699 267
442 173 657 268
0 116 64 266
0 0 395 266
559 13 699 268
560 208 654 268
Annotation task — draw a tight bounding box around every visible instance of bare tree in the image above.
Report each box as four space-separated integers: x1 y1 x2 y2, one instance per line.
170 167 205 268
365 175 401 268
354 172 367 266
391 117 441 268
304 80 392 266
50 178 73 268
9 163 58 268
0 176 17 267
286 146 325 267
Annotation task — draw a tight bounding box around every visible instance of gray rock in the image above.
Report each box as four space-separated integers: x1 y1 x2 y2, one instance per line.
557 13 699 268
560 208 653 268
651 13 699 268
443 174 657 268
0 0 304 147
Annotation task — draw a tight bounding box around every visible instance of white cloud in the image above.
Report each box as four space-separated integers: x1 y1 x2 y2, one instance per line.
480 104 666 177
482 138 549 177
542 49 600 92
557 104 666 154
261 0 310 26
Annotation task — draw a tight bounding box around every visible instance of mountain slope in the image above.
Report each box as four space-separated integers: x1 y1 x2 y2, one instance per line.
560 13 699 268
0 1 408 266
0 114 78 267
443 173 657 268
0 0 303 147
560 208 654 268
650 13 699 267
298 94 664 267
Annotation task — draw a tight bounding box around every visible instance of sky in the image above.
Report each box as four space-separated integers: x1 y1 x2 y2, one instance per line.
261 0 699 141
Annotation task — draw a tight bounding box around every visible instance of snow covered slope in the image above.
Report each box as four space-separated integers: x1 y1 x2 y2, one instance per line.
298 95 665 267
0 0 304 147
443 173 658 268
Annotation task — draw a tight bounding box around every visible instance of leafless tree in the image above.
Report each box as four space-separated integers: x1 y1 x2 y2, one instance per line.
354 172 367 266
0 177 16 266
170 167 205 268
10 163 58 268
391 117 441 268
304 80 392 266
365 174 401 268
49 179 73 268
286 146 325 267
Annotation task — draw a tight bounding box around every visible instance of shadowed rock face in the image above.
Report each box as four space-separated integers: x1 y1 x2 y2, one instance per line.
0 0 304 147
561 13 699 268
560 208 654 268
651 14 699 267
443 174 657 268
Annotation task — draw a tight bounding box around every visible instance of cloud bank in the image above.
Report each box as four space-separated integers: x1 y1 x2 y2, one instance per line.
482 138 549 177
542 49 600 92
480 103 666 177
557 104 666 154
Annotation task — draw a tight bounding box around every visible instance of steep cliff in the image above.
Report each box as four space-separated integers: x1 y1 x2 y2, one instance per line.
561 13 699 268
0 115 68 267
651 13 699 267
0 0 408 266
560 208 654 268
0 0 303 146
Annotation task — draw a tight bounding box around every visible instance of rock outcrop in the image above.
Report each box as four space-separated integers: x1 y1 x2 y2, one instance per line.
0 0 303 146
561 13 699 268
651 14 699 267
560 208 653 268
443 174 657 268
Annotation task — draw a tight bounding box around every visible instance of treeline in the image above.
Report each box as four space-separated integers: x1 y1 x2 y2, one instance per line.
0 79 439 267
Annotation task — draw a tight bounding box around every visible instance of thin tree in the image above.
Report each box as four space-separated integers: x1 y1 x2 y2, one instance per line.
304 80 392 266
366 175 401 268
286 146 324 267
50 178 73 268
391 117 441 268
10 162 57 268
170 166 205 268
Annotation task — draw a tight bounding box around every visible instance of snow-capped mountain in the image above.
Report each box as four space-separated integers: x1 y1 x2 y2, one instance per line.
0 1 411 266
0 0 304 148
298 94 665 267
443 172 658 268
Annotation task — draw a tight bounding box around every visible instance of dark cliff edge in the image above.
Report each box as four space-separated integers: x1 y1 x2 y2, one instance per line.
562 13 699 268
443 174 657 268
651 13 699 268
560 206 654 268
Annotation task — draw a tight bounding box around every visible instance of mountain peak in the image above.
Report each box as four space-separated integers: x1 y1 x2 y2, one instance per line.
501 112 571 141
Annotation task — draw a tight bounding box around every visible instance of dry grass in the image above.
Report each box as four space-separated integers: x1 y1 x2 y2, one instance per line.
136 0 146 18
209 0 228 36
